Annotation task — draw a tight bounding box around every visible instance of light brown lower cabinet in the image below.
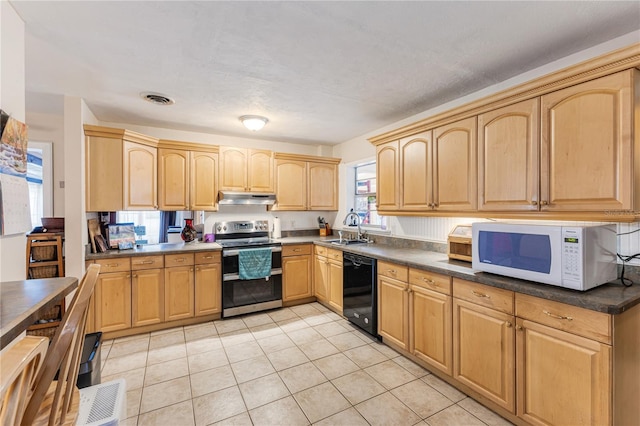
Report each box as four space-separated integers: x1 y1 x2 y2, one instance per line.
516 317 610 426
453 297 515 413
377 261 409 350
131 268 164 327
164 254 195 321
328 258 343 313
94 271 132 333
194 251 222 316
313 246 343 313
409 269 452 375
283 244 313 302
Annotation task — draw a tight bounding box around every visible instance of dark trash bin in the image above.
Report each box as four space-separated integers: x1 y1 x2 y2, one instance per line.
77 331 102 389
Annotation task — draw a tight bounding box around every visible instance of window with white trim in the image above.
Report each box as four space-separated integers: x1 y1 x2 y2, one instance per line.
354 162 384 228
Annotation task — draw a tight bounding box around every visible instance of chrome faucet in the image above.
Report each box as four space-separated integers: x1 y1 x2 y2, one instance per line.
343 210 363 240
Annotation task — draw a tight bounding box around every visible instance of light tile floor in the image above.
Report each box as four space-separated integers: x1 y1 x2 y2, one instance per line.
100 303 513 426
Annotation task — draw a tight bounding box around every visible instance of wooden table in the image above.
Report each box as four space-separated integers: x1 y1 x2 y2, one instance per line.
1 277 77 349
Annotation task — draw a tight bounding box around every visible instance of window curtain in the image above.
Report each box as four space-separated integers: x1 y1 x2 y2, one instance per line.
159 211 177 243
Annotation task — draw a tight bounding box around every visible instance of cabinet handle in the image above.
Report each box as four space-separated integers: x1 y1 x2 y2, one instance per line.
531 200 538 206
196 267 200 271
126 274 131 278
293 249 301 252
140 260 154 265
108 263 120 268
422 277 437 286
543 310 573 321
190 268 194 272
540 200 548 206
132 274 137 278
433 203 439 207
203 256 214 259
388 269 396 274
471 290 490 298
516 325 523 331
505 321 512 328
154 205 158 209
174 258 186 263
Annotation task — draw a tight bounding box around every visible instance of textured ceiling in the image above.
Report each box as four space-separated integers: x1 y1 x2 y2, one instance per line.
11 1 640 145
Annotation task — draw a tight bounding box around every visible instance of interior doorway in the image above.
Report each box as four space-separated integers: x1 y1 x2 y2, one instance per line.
27 141 53 229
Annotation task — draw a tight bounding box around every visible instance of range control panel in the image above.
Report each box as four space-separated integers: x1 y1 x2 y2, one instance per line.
214 220 269 235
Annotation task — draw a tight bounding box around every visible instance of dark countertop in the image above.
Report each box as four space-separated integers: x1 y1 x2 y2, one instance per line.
85 236 640 314
1 277 78 349
312 241 640 315
86 241 223 260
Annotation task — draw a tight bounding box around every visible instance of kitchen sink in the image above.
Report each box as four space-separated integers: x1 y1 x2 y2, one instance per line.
327 239 370 246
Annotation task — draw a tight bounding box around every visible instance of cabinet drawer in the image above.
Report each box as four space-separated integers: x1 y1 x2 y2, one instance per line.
283 244 311 257
314 245 328 257
378 261 408 282
453 278 513 315
165 253 195 267
131 255 164 270
195 251 221 264
95 258 131 273
516 293 611 344
326 248 342 262
409 269 451 295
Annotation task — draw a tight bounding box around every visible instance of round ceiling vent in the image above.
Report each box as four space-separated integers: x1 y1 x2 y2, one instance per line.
140 92 175 106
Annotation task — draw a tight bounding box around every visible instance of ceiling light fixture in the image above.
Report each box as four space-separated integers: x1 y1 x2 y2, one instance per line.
240 115 269 131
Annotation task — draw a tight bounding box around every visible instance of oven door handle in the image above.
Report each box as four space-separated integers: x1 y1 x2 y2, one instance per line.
223 268 283 282
223 246 282 257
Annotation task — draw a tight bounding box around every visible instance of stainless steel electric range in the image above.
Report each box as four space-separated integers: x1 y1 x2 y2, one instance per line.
215 220 282 317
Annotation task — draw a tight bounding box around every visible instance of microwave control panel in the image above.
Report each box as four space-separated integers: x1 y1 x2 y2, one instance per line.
561 228 583 284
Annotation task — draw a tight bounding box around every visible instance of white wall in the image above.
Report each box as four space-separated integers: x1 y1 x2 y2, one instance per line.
332 31 640 263
0 1 27 281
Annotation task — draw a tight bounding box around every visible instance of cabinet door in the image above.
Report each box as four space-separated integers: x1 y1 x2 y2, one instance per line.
273 159 307 210
378 275 409 350
313 255 329 301
158 148 189 210
86 136 123 211
400 132 432 210
541 70 633 211
194 262 221 316
433 117 477 211
308 162 338 210
478 98 540 211
219 146 248 191
453 298 515 412
516 318 611 426
165 266 195 321
376 141 400 210
123 141 157 210
248 149 274 192
411 285 452 375
131 268 164 327
191 151 218 211
328 259 343 313
95 272 131 333
283 255 313 302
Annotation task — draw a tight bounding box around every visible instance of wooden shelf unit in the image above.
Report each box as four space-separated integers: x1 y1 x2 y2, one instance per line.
26 233 65 337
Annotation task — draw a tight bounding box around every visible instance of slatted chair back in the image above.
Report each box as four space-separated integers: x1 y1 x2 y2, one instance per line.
21 264 101 426
0 336 49 425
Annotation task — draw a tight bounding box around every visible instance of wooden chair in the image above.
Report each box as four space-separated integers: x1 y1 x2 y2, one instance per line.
21 264 101 426
0 336 49 425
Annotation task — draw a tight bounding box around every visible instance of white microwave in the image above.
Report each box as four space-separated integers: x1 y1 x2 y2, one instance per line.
472 223 617 291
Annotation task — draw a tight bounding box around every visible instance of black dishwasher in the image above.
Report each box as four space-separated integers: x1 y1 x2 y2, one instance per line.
343 253 378 338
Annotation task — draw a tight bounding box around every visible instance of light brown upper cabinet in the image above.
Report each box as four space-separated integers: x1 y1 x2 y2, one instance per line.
272 153 340 211
85 125 158 212
400 132 431 210
478 98 540 211
432 117 477 211
158 141 219 211
376 140 400 210
219 146 274 192
540 70 634 211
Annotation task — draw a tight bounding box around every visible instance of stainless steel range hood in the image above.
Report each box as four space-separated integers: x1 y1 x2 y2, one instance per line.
218 191 277 206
